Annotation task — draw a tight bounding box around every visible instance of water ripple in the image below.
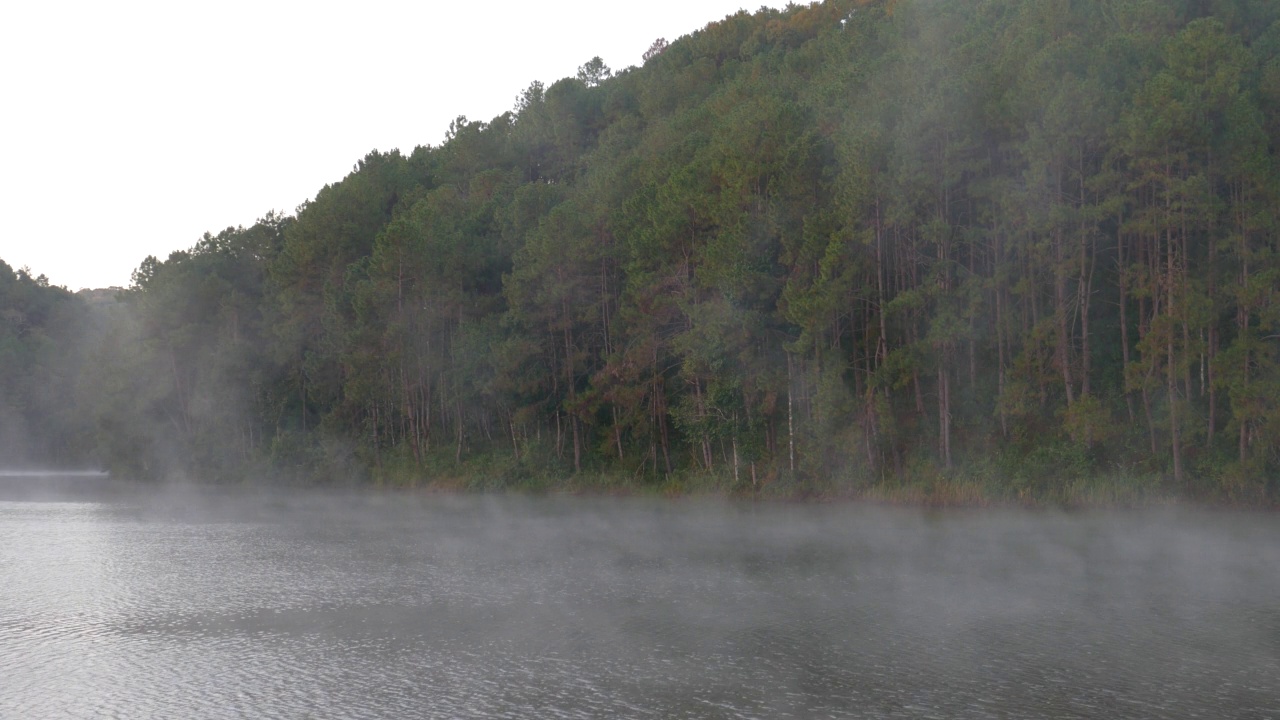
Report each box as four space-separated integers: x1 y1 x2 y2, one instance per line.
1 495 1278 718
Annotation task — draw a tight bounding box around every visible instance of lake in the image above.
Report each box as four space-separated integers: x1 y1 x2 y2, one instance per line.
1 483 1277 718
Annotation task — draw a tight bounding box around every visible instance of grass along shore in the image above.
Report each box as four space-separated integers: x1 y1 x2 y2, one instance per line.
350 445 1276 510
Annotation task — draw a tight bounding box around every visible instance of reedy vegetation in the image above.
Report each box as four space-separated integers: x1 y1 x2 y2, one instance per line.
4 0 1280 501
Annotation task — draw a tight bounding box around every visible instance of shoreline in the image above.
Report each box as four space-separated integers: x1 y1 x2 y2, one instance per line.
4 465 1274 512
364 469 1279 512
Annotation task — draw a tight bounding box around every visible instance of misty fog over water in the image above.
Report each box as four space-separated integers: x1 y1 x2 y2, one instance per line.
1 487 1277 718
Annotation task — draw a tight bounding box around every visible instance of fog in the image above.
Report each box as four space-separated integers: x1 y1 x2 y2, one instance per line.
2 4 1280 713
2 487 1277 718
0 470 108 476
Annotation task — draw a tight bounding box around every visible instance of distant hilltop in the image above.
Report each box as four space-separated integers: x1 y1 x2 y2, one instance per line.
75 287 125 306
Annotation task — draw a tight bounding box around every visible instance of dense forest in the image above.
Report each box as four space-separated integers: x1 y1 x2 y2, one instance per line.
4 0 1280 502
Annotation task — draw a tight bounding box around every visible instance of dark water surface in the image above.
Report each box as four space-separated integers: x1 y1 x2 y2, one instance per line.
1 484 1277 718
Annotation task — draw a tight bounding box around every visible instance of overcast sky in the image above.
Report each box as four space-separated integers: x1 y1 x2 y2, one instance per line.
0 0 774 291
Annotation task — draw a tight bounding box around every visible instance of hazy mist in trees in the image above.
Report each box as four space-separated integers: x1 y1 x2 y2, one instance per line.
4 0 1279 501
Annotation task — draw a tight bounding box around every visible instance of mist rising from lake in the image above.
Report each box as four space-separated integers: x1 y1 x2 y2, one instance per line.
0 470 109 477
2 489 1276 718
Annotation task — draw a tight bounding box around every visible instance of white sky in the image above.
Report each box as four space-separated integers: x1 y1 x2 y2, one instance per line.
0 1 775 291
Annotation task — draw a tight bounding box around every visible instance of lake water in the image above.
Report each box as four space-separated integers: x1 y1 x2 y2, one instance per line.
1 483 1277 718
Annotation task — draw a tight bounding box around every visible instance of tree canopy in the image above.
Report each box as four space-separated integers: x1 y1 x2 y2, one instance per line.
4 0 1279 502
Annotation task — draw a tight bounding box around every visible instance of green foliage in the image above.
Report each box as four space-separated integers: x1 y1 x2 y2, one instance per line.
0 261 97 465
5 0 1280 506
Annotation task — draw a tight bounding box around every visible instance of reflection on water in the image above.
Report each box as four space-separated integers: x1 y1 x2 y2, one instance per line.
1 488 1277 718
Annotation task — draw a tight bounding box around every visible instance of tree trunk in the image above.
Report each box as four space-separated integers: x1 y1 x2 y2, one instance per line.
1238 229 1251 463
1080 228 1096 398
787 353 796 473
613 406 624 461
1118 224 1136 423
1166 182 1184 485
1055 229 1075 407
732 428 740 486
455 399 464 465
937 362 952 471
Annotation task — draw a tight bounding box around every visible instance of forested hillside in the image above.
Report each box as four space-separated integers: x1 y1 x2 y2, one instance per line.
0 263 102 465
5 0 1280 501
